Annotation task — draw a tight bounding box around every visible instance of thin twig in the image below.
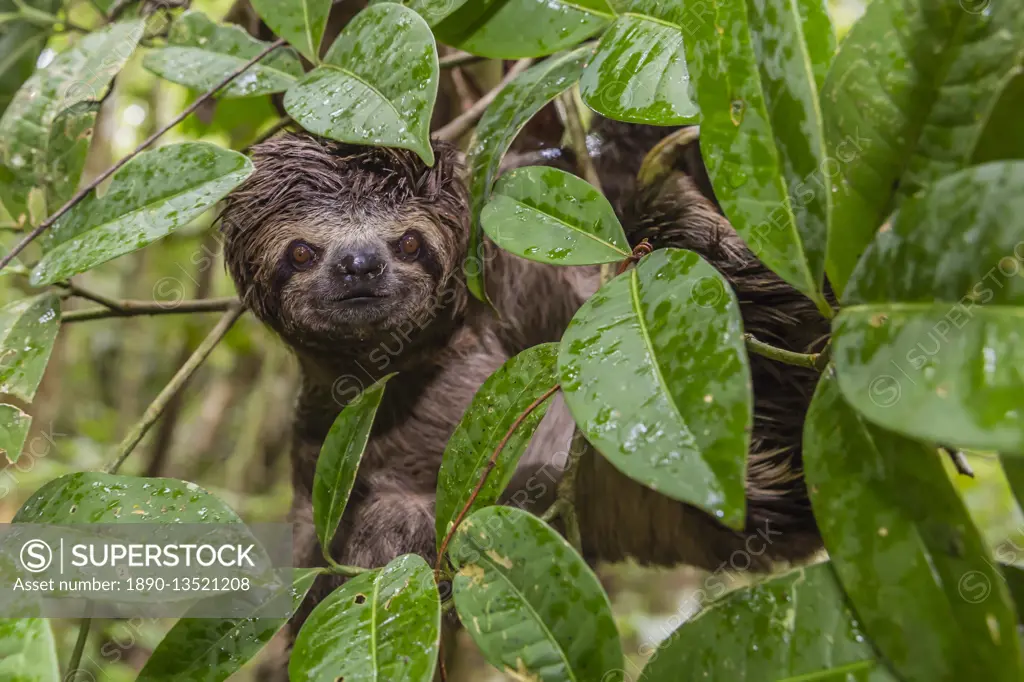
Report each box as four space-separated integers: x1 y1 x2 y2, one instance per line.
557 90 602 189
432 58 533 142
0 38 287 274
439 51 485 69
616 240 653 276
56 281 125 311
242 116 294 153
61 297 238 323
104 305 245 474
744 333 824 370
435 384 560 572
66 614 92 682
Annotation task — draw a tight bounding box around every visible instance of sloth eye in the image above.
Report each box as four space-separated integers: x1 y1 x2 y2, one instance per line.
398 231 421 259
289 242 316 269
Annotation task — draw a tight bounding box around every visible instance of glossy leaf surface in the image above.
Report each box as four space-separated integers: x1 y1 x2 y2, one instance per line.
683 0 829 307
835 162 1024 453
822 0 1024 296
284 3 438 165
45 101 99 209
973 68 1024 165
313 375 392 559
0 0 59 115
249 0 330 63
482 166 630 265
372 0 471 25
290 555 440 682
451 506 622 682
640 563 896 682
0 618 59 682
559 248 751 529
433 0 612 59
143 11 303 98
30 142 253 286
797 0 835 95
0 293 60 403
0 20 144 225
136 569 320 682
435 343 558 550
464 45 593 301
580 2 699 125
13 472 244 523
804 370 1021 682
0 404 31 464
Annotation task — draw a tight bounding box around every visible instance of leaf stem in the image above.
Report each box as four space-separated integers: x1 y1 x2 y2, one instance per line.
439 51 485 69
66 613 91 682
432 58 533 142
61 297 239 323
325 560 369 577
0 38 287 274
744 333 827 371
104 305 245 474
435 383 560 572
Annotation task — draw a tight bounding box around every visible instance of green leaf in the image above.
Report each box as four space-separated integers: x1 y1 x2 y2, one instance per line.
834 162 1024 453
313 374 392 561
451 506 622 682
435 343 559 551
45 101 99 209
482 166 630 265
1002 455 1024 514
433 0 612 59
973 68 1024 165
640 563 896 682
136 569 321 682
0 293 59 403
0 20 144 226
804 369 1022 682
579 2 699 125
0 0 59 116
822 1 1024 297
0 403 31 464
249 0 330 63
371 0 470 26
143 11 303 98
558 248 751 529
465 45 593 301
0 618 59 682
683 0 829 308
30 142 253 286
797 0 835 95
284 3 438 166
290 555 440 682
13 472 244 523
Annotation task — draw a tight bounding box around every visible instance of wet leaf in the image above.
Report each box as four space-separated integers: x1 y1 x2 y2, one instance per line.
435 343 559 551
290 555 440 682
284 3 438 165
640 563 897 682
464 45 593 301
683 0 830 309
433 0 612 59
558 248 751 529
30 142 253 286
45 101 99 209
313 375 392 561
249 0 330 63
0 618 59 682
143 11 303 98
580 2 700 125
834 162 1024 453
972 68 1024 165
822 0 1024 297
797 0 835 95
451 506 622 682
0 20 144 226
0 293 60 403
0 0 59 116
482 166 630 265
371 0 471 26
0 403 31 464
1002 455 1024 514
804 369 1021 682
13 472 245 524
136 569 321 682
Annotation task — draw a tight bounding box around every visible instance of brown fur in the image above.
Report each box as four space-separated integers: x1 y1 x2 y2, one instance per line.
220 126 826 674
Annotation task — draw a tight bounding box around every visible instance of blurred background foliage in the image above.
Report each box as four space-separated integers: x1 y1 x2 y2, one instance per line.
3 0 1020 679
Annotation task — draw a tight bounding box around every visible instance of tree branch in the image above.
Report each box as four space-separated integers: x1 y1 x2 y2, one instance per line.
435 383 560 572
0 38 287 274
432 58 533 142
61 297 239 323
104 305 245 474
56 281 125 311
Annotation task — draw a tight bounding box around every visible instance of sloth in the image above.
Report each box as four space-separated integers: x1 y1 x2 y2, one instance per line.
218 122 828 650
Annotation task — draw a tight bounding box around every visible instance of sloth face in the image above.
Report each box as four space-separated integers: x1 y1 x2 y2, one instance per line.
220 134 469 352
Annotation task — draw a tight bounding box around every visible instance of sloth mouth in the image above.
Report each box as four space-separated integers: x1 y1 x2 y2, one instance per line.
331 287 386 304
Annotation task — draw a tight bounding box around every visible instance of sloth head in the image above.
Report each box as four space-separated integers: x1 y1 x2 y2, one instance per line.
220 133 469 352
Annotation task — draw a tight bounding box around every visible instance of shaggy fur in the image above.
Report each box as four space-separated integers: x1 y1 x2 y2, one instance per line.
219 126 827 670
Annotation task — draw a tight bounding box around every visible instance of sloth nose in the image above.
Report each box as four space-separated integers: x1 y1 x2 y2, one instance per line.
336 249 386 280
